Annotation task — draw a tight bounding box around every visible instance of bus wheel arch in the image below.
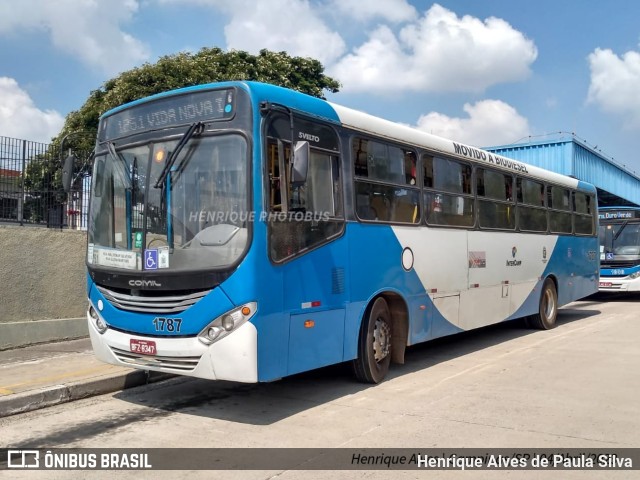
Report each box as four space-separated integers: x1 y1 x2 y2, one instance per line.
352 292 409 384
528 276 558 330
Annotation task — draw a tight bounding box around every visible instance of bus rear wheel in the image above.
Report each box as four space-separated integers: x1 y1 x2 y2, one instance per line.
528 278 558 330
352 297 392 384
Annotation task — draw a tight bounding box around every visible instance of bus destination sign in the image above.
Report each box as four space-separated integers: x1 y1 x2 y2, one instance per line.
100 89 235 140
598 210 640 220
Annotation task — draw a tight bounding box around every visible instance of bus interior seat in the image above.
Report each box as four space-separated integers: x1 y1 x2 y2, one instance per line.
392 198 418 223
370 194 390 221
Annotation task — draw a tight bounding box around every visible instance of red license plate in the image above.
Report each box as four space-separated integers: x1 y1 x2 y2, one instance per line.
599 282 612 288
130 339 156 355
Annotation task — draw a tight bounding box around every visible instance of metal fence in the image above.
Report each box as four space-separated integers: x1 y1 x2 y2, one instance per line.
0 136 91 229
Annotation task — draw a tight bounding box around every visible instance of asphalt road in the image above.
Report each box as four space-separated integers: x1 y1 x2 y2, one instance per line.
1 294 639 479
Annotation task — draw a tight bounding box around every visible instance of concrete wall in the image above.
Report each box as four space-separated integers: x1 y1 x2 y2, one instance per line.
0 225 88 348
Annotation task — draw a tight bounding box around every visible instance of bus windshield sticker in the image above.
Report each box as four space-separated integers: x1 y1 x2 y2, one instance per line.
158 247 169 269
95 248 138 270
144 249 159 270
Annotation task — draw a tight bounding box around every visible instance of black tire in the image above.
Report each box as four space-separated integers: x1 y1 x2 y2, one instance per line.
528 278 558 330
352 297 392 384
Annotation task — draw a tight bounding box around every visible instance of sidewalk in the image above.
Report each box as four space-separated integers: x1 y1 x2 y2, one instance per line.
0 338 172 418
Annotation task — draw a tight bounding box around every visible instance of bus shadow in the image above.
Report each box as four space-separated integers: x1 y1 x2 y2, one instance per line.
390 304 600 381
586 291 640 303
114 305 601 426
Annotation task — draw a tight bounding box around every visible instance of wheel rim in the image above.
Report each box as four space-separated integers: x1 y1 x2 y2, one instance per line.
372 316 391 363
542 288 556 320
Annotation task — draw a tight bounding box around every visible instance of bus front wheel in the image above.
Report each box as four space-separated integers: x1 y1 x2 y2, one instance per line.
528 278 558 330
352 297 392 384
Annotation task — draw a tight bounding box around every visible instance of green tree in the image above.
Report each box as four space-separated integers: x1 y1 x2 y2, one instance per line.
30 48 340 208
59 48 340 152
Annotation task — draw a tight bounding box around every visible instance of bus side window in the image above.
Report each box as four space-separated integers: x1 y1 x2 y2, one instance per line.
476 168 515 230
354 137 420 224
548 185 572 233
574 192 595 235
266 120 344 262
423 155 473 227
423 155 434 188
356 193 377 220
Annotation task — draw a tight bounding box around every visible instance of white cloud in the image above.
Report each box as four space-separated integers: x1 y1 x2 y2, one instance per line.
415 100 530 147
0 78 64 143
157 0 346 65
587 47 640 128
328 0 417 23
223 0 346 65
331 3 537 93
0 0 149 76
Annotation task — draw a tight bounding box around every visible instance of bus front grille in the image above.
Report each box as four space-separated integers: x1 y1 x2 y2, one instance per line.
601 261 639 269
111 347 201 371
97 286 210 314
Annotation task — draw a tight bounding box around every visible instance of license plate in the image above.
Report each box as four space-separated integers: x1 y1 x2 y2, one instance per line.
130 339 156 355
599 282 612 288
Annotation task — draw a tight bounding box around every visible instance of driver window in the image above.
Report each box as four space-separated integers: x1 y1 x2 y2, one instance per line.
266 131 344 263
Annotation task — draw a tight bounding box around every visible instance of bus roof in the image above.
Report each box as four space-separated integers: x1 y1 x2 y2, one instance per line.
101 81 595 193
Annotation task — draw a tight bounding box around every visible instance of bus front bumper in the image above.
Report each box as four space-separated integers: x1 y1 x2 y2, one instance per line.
87 313 258 383
598 277 640 292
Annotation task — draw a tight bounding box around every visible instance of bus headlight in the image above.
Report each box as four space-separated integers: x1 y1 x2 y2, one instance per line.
89 305 108 334
629 271 640 279
198 302 257 345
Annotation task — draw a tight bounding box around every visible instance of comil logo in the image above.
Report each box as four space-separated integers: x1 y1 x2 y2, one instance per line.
8 450 39 468
128 279 162 288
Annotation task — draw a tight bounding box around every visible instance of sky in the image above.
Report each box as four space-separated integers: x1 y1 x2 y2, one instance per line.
1 0 639 175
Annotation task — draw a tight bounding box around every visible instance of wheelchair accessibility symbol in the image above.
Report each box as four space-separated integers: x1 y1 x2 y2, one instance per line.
145 249 158 270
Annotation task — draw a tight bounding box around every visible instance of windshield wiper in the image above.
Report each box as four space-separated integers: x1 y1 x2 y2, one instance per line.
106 141 132 189
154 122 205 188
613 221 629 242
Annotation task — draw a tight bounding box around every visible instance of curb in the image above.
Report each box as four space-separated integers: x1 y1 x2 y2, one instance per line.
0 370 173 418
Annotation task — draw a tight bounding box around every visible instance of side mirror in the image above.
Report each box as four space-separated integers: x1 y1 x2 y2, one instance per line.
61 153 75 193
291 141 309 184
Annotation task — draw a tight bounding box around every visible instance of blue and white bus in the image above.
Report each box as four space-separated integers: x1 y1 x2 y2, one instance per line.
598 206 640 292
85 81 599 384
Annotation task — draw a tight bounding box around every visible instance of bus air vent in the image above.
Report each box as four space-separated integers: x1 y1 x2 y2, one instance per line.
111 347 201 371
97 286 211 314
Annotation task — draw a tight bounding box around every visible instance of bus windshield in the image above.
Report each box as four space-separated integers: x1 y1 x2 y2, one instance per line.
599 222 640 258
88 133 248 272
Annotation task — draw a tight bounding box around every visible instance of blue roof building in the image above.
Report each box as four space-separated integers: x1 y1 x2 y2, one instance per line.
485 135 640 207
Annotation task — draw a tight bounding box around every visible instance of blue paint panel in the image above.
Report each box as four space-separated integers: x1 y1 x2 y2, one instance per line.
288 309 345 375
215 223 289 381
602 265 640 277
346 224 425 299
252 311 289 382
508 235 599 320
344 222 462 355
550 236 599 305
422 300 464 341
